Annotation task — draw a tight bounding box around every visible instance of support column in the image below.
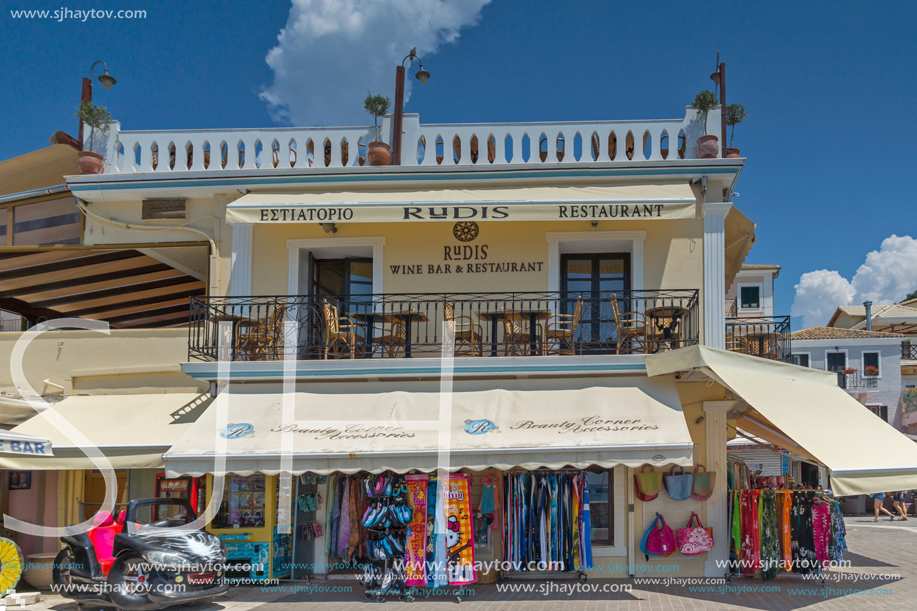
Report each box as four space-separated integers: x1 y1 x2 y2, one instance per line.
703 400 736 577
230 223 253 297
703 203 731 350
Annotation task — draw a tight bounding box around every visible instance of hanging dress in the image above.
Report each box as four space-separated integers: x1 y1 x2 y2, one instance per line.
812 501 831 566
830 500 847 564
740 490 761 574
731 490 742 575
778 491 792 572
759 490 779 581
581 475 594 569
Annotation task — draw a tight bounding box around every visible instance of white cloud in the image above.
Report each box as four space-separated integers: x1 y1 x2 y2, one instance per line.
791 270 856 328
791 235 917 327
260 0 490 126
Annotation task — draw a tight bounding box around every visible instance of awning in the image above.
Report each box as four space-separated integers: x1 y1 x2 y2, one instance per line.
646 345 917 496
163 378 694 476
225 184 698 224
724 204 755 292
0 393 212 470
0 430 53 456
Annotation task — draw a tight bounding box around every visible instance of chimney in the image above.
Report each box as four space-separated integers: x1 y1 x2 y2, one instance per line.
864 300 873 331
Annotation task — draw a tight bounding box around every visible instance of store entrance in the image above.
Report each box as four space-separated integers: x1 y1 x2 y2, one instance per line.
83 470 127 519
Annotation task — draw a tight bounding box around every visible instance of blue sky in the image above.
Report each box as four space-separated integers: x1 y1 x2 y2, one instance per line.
3 0 916 324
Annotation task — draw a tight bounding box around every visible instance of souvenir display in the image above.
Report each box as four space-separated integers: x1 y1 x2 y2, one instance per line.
676 512 714 555
404 474 429 587
503 471 593 573
727 458 847 581
441 473 476 585
663 465 694 501
640 513 676 559
634 464 663 502
691 464 716 501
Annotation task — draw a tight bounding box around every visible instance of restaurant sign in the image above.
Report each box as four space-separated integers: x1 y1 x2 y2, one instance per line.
226 200 697 224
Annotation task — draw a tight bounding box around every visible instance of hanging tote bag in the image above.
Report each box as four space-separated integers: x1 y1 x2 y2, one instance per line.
691 464 716 501
640 513 677 560
663 465 694 501
634 465 663 502
676 512 714 555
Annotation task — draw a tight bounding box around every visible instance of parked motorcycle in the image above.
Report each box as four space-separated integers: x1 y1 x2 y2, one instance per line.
52 498 228 610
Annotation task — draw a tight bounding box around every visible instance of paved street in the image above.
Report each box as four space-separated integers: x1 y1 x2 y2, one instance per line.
22 516 917 611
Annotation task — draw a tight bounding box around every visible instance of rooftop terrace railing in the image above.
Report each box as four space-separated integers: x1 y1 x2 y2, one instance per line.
103 108 719 175
188 290 700 362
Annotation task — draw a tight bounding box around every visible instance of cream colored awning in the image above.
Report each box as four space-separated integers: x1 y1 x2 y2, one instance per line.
0 430 52 456
225 183 698 224
0 393 211 470
646 345 917 496
724 204 756 292
163 378 694 476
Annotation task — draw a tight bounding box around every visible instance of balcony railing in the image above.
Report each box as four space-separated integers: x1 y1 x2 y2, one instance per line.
725 316 792 363
903 342 917 361
188 290 699 362
726 298 737 318
837 372 879 390
98 108 721 176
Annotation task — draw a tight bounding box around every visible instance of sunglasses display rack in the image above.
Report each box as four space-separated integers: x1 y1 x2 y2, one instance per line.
358 474 415 603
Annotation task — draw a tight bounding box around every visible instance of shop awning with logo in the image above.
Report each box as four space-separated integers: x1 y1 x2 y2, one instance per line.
646 345 917 496
0 393 212 470
163 378 695 476
0 430 53 456
225 183 698 224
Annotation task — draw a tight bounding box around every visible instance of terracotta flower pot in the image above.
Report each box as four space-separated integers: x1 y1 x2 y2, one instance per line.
24 552 57 589
77 151 104 174
695 135 719 159
366 142 391 166
725 148 741 158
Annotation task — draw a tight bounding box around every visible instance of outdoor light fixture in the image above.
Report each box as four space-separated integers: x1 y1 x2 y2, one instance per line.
78 60 117 143
320 223 338 234
391 47 431 165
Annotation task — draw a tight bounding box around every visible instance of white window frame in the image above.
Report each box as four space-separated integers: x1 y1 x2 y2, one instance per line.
546 231 645 294
286 237 386 295
736 282 763 312
825 349 848 373
791 352 811 368
861 350 881 378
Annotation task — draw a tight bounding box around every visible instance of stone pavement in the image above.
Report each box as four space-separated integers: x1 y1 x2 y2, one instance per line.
21 515 917 611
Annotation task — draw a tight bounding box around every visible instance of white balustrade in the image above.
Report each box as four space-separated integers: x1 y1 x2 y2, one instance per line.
108 109 718 175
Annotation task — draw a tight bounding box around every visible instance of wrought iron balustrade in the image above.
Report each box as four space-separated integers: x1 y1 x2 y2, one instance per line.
837 371 879 390
724 316 792 363
188 290 699 362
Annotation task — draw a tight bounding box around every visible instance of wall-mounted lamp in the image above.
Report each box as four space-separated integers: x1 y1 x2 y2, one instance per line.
695 416 705 425
590 220 598 228
320 223 338 234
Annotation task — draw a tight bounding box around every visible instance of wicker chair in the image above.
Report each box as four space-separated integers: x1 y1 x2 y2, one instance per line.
542 296 584 355
444 302 483 357
373 319 407 357
610 294 647 354
502 318 532 356
236 302 288 360
321 300 364 359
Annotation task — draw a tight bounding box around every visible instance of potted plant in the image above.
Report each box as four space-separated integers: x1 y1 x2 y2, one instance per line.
864 365 879 376
842 367 857 375
363 90 391 166
725 103 748 158
74 101 112 174
691 90 719 159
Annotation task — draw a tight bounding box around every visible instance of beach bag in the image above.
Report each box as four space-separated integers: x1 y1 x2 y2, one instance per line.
640 513 677 560
664 465 694 501
691 464 716 501
634 465 663 502
677 512 714 555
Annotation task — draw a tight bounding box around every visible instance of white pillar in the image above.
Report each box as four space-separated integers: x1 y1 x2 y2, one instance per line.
703 203 731 349
230 223 253 296
703 400 736 577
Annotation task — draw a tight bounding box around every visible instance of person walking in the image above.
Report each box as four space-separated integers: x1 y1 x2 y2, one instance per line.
870 492 895 522
892 491 909 521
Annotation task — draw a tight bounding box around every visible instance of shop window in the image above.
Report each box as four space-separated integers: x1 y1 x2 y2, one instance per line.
215 474 266 529
587 469 613 545
792 354 810 368
739 285 761 310
867 405 888 422
132 502 193 526
863 351 880 376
